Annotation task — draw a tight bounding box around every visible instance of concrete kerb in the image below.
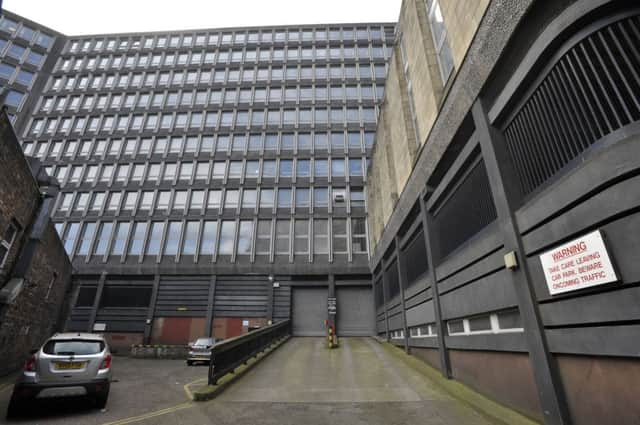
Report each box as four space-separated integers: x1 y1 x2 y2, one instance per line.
378 340 540 425
190 336 291 402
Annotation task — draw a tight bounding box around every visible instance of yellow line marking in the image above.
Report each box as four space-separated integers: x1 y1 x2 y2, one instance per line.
101 402 193 425
183 377 208 401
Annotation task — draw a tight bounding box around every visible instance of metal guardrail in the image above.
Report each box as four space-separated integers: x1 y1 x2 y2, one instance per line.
207 319 291 385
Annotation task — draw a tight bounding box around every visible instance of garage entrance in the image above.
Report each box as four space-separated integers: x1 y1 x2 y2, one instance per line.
292 287 327 336
336 286 374 336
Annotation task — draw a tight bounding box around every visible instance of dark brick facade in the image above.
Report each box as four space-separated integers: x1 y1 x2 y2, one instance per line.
0 109 72 376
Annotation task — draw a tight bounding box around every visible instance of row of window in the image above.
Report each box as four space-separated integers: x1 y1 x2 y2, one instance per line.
49 157 369 188
56 186 366 215
48 64 388 93
0 62 35 86
446 309 523 336
29 106 379 136
57 217 369 260
65 27 393 54
0 16 54 48
58 45 391 73
40 84 385 115
23 132 376 159
0 38 46 67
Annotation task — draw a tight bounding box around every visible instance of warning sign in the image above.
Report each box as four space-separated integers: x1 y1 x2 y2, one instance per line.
539 230 618 295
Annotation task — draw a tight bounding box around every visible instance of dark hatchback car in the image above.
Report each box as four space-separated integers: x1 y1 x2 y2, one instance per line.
186 337 216 365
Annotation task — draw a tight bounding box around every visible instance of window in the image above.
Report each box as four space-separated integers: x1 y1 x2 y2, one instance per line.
107 192 122 212
275 220 290 255
351 218 368 254
75 222 96 256
279 160 293 178
207 190 222 210
331 159 345 178
260 189 274 209
93 222 114 256
90 192 106 212
156 191 171 211
123 192 138 210
333 219 348 255
294 220 309 256
277 188 292 209
237 221 254 256
190 190 205 210
163 222 183 256
218 221 236 255
314 159 328 178
182 221 200 255
313 219 329 255
255 220 272 256
139 191 154 211
0 220 19 267
200 221 218 255
314 187 329 209
295 188 310 211
242 189 257 210
111 222 131 255
173 191 188 211
426 0 455 82
146 222 165 256
224 189 239 210
349 159 363 177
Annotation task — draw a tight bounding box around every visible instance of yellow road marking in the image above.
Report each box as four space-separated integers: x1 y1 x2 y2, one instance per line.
0 383 13 393
183 377 207 401
100 402 193 425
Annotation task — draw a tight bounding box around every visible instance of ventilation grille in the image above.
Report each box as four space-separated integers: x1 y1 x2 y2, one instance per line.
504 14 640 196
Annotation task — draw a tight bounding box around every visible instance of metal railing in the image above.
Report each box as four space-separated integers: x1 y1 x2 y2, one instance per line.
207 319 291 385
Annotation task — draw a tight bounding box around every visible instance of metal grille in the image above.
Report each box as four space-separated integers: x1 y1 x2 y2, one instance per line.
432 159 497 262
402 229 429 286
384 260 400 300
504 14 640 196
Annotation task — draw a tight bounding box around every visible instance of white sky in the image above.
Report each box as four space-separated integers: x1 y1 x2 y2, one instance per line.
4 0 402 35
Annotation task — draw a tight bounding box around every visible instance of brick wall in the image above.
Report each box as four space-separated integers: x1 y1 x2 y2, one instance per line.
0 113 73 376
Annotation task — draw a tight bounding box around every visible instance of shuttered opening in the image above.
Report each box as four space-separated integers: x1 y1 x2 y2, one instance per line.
292 287 328 336
336 286 374 336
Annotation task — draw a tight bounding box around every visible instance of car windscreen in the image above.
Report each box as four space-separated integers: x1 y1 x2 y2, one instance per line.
194 338 213 346
43 339 105 355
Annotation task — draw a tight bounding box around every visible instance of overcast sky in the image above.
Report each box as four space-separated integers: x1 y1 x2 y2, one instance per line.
4 0 402 35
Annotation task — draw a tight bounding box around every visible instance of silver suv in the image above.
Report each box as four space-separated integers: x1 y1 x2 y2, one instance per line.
7 333 112 418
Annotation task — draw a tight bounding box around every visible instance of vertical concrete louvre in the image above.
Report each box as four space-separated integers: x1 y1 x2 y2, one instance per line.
419 195 451 379
472 99 570 425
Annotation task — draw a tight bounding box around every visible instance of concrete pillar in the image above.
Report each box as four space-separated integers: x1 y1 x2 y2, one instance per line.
418 195 451 378
394 236 410 354
472 99 570 425
328 274 336 327
87 271 107 333
143 274 161 344
205 275 217 338
266 276 274 323
380 269 391 341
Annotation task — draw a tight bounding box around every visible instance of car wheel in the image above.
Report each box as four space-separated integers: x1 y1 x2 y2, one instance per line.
186 360 193 366
6 398 24 419
95 390 109 409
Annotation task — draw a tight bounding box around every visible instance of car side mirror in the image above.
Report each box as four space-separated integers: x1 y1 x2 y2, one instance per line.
30 348 39 355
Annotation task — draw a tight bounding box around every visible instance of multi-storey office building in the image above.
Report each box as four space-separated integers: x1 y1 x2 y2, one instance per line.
2 10 395 347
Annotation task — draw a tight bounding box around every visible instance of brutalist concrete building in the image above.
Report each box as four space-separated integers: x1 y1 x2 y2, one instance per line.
1 10 395 348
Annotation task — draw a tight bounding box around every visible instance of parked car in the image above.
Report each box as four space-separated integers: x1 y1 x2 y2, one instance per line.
186 337 216 365
6 333 112 418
